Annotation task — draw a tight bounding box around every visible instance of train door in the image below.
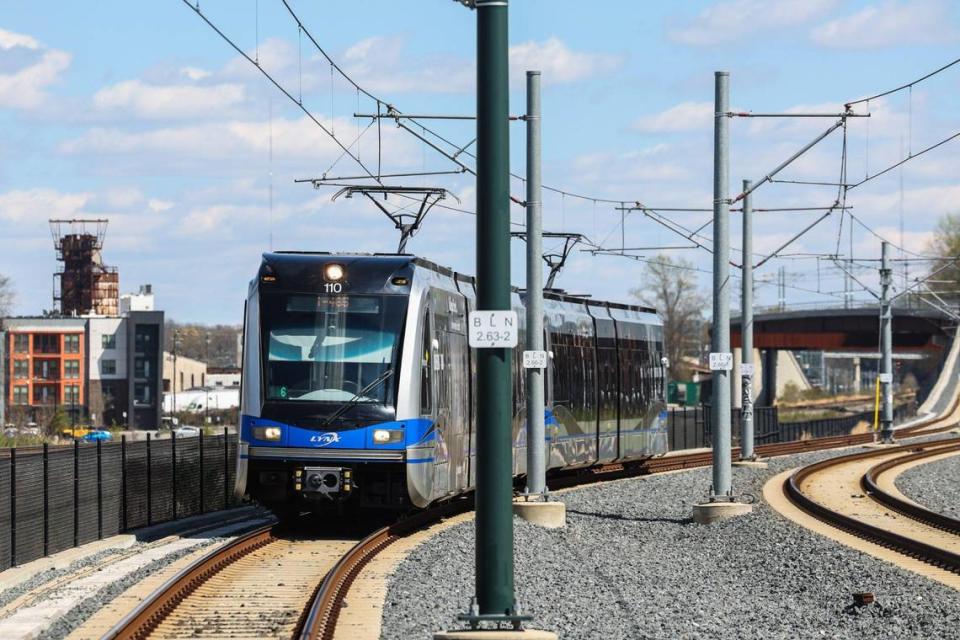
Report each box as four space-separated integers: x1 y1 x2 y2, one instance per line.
428 287 470 498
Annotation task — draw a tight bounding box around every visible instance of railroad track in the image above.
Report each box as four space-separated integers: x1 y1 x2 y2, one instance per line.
784 437 960 576
102 407 959 640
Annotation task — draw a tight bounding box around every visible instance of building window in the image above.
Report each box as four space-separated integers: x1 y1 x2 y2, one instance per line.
65 359 81 379
36 359 60 380
102 359 117 375
64 334 81 354
134 358 152 379
34 334 59 354
13 385 28 405
134 382 151 406
13 334 29 353
102 333 116 349
64 384 81 405
12 359 29 379
134 326 157 354
163 379 171 392
33 384 57 405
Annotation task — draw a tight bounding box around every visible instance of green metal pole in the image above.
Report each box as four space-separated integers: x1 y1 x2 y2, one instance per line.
475 0 513 617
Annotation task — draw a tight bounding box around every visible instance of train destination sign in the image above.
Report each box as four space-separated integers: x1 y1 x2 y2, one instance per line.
468 310 519 348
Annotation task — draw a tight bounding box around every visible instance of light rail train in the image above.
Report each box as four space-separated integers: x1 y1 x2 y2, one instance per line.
236 253 668 512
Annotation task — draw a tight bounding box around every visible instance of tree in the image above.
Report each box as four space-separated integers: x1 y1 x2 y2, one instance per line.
630 255 708 381
48 407 69 435
0 273 13 317
927 213 960 303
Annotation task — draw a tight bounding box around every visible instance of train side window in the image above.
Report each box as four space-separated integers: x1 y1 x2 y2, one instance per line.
420 313 432 414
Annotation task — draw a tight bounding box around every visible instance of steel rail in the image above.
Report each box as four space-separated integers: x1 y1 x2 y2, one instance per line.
785 438 960 575
103 523 276 640
863 442 960 534
102 384 958 639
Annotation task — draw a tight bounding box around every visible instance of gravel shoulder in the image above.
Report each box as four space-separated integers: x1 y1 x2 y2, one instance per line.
382 445 960 640
895 452 960 518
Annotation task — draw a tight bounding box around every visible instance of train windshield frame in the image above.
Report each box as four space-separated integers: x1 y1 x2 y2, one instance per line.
261 293 407 408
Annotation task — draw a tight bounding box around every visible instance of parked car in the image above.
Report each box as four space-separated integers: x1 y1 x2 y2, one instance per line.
3 427 17 438
173 426 202 438
82 430 113 442
20 427 40 436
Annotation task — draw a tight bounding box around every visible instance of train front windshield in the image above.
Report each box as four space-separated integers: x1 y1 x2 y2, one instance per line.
262 294 407 407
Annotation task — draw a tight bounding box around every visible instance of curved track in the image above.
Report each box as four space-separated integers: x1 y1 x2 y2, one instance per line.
785 438 960 576
102 396 960 639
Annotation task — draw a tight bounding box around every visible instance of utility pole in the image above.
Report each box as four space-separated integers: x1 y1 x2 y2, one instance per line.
739 180 758 463
880 241 894 443
694 71 750 523
172 330 179 422
456 0 526 633
524 70 546 498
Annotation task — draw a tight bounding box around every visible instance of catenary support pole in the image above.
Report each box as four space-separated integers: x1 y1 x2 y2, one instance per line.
880 241 894 443
474 0 515 620
710 71 733 500
740 179 756 461
524 70 545 498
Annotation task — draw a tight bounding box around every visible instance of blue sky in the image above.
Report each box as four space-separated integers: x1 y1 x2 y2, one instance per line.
1 0 959 323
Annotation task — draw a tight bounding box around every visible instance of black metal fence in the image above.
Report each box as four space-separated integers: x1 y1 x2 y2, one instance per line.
667 405 778 450
0 430 237 570
667 402 914 451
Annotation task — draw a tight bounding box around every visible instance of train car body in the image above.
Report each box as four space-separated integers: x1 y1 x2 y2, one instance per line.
237 253 668 511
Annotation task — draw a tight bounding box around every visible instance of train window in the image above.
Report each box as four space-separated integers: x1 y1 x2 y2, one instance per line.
420 313 432 414
262 293 406 405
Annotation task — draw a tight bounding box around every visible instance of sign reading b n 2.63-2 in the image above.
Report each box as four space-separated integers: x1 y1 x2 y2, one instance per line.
468 310 518 348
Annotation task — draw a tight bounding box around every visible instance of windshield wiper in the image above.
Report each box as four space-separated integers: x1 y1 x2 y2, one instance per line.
319 368 395 429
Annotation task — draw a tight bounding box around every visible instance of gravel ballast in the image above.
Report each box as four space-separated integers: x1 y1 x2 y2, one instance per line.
382 446 960 639
895 452 960 518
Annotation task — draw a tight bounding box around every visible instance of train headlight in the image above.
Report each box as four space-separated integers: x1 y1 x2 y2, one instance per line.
253 426 282 441
324 264 345 282
372 429 403 444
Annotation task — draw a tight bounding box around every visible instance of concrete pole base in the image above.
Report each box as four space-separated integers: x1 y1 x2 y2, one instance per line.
732 459 768 469
692 501 753 524
434 630 558 639
513 500 566 528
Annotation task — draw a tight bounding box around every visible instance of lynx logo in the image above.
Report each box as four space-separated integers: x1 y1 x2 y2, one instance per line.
310 432 340 447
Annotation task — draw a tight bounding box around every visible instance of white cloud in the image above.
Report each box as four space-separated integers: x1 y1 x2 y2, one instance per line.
341 35 620 93
93 79 246 119
633 102 713 133
0 42 70 109
180 66 211 81
0 188 89 222
0 27 40 50
509 38 622 84
670 0 840 46
59 114 416 167
811 0 959 48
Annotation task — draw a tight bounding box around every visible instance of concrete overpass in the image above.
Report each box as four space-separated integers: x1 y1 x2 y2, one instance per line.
728 305 954 405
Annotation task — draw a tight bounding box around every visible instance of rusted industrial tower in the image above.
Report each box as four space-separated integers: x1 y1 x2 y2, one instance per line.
50 219 119 316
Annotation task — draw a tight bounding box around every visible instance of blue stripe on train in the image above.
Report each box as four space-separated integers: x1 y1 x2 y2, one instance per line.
241 414 434 450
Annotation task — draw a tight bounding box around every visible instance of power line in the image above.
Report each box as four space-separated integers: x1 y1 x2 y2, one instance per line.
845 56 960 107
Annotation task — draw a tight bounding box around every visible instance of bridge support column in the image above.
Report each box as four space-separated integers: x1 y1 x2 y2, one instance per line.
762 349 778 406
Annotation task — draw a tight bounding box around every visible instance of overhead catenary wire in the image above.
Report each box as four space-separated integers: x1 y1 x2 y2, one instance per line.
188 3 959 311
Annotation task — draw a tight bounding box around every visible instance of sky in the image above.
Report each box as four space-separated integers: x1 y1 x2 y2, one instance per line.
1 0 959 323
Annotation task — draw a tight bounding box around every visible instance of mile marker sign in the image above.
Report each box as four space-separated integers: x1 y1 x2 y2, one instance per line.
709 352 733 371
468 310 519 348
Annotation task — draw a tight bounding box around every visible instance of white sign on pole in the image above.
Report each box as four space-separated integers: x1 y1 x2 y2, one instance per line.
878 373 893 383
468 310 519 348
740 363 754 377
709 352 733 371
522 350 548 369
